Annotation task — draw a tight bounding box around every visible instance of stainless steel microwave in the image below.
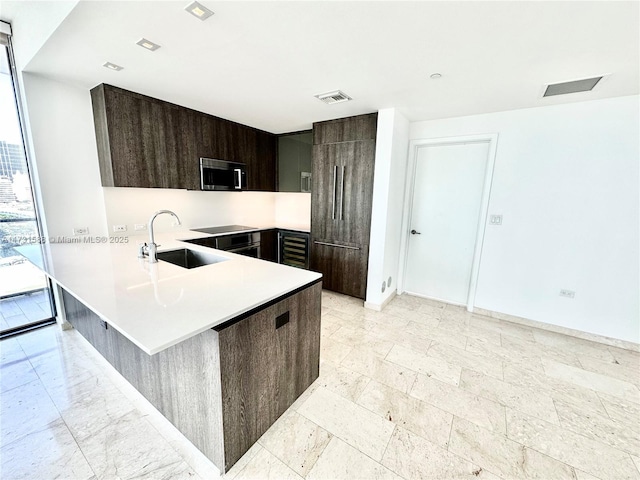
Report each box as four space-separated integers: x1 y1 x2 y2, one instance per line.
200 158 247 191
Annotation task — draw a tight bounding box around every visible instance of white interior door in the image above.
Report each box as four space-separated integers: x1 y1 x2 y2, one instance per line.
405 141 490 305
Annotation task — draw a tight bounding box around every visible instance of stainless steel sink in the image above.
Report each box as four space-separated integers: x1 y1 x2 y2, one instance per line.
156 248 228 269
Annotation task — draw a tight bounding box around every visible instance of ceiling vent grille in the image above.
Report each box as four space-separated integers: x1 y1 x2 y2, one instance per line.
543 76 603 97
315 90 352 105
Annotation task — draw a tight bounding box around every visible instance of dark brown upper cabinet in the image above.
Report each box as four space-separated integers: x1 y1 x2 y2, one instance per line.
90 84 276 191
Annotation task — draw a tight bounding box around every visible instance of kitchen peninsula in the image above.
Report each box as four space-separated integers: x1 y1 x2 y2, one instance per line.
17 231 322 474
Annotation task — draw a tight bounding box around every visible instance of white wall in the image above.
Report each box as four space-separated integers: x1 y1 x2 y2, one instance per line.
22 73 108 237
1 1 77 71
366 108 410 309
409 95 639 343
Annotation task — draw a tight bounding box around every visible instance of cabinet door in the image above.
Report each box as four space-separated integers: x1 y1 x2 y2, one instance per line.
310 241 368 298
312 141 375 246
217 282 321 470
333 140 376 246
311 144 341 242
313 113 377 144
259 229 278 262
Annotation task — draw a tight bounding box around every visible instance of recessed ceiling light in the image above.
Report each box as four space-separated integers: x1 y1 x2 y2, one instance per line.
315 90 352 105
543 76 603 97
185 1 214 21
430 73 442 79
103 62 123 71
136 38 161 51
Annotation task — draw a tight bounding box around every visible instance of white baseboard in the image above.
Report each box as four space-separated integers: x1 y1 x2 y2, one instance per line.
364 291 397 312
474 307 640 353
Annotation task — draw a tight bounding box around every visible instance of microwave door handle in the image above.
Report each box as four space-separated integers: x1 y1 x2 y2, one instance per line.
234 168 242 190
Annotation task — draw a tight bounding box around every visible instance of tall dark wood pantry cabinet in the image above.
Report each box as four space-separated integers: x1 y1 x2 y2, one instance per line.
310 113 377 299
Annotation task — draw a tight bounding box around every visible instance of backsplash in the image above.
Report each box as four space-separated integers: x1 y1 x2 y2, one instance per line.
103 188 277 236
274 192 311 230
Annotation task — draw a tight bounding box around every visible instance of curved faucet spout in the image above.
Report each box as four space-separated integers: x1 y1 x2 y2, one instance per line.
147 210 181 263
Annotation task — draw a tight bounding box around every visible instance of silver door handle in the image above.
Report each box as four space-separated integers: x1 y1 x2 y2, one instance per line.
332 165 337 219
314 241 360 250
339 166 345 220
234 169 242 189
411 230 421 235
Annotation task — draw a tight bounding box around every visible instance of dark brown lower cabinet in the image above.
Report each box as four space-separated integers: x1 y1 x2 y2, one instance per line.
61 281 321 473
258 229 278 262
310 241 368 299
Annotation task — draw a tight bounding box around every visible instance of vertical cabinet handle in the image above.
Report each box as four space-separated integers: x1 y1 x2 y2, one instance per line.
339 166 345 221
332 165 337 220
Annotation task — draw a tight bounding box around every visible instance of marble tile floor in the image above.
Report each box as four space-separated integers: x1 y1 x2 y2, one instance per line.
1 291 639 479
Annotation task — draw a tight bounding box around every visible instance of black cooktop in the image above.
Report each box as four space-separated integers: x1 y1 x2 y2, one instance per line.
190 225 256 235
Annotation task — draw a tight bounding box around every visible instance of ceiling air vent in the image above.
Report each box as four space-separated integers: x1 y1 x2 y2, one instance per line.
543 76 603 97
315 90 352 105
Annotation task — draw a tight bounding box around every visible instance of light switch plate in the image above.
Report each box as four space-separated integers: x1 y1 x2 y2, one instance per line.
113 224 127 232
489 215 503 225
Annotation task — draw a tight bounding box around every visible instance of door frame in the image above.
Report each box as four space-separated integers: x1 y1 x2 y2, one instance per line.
397 134 499 312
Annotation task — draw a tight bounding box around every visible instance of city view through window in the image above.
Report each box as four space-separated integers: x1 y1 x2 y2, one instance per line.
0 38 53 332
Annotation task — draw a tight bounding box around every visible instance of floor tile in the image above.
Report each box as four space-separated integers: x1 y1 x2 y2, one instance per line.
0 379 61 448
331 325 394 357
459 368 560 424
357 380 453 448
0 417 95 480
386 344 461 386
410 373 506 434
428 341 504 380
578 354 640 386
506 409 640 479
554 398 640 454
381 425 496 479
532 330 616 363
575 470 604 480
598 391 640 426
307 436 401 480
542 359 640 404
76 409 194 479
502 364 610 418
403 320 468 349
297 386 394 461
46 374 137 442
449 416 577 479
233 444 303 480
471 315 537 342
318 360 370 402
341 348 417 393
607 346 640 370
500 334 584 370
320 336 353 365
258 410 332 477
0 340 39 393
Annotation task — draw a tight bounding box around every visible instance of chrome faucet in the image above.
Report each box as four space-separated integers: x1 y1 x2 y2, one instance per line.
139 210 181 263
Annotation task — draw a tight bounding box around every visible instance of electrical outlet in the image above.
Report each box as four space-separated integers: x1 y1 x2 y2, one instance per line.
134 223 147 231
489 215 503 225
112 224 127 233
559 289 576 299
73 227 89 235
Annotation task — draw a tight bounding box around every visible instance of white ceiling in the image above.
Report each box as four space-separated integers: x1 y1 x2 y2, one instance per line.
6 1 640 133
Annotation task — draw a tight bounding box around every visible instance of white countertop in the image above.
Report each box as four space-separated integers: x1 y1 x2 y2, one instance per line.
17 231 321 355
